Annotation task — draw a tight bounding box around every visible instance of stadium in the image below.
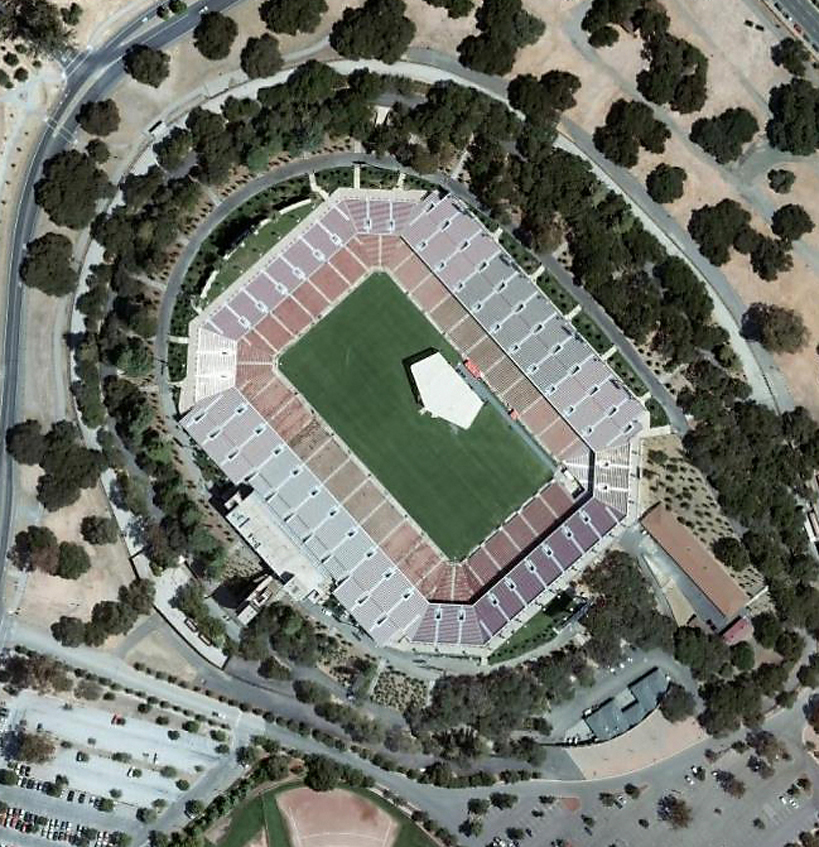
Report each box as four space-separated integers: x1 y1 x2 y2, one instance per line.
179 188 647 654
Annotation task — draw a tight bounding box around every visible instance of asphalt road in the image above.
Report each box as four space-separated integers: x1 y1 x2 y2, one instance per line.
771 0 819 49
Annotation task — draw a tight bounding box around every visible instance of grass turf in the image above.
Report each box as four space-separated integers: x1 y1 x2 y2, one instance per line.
211 796 265 847
280 273 551 559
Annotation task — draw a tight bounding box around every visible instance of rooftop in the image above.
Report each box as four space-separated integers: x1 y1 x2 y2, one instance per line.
641 504 747 621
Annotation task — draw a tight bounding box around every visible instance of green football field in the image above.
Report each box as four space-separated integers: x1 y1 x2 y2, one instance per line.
279 273 551 559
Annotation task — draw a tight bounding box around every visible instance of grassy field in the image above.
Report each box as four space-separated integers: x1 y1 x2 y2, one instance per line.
487 592 577 664
210 795 265 847
261 788 292 847
280 274 551 559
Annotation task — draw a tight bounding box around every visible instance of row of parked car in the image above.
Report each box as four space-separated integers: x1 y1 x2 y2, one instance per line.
9 761 109 809
0 808 115 846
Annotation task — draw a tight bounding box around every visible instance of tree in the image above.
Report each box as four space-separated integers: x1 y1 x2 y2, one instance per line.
19 233 78 296
330 0 415 64
508 70 580 124
659 682 696 722
690 108 759 164
193 11 238 60
86 139 110 164
490 792 518 809
771 203 814 241
6 419 45 464
185 800 204 817
749 235 793 281
768 168 795 194
81 515 119 545
51 616 86 647
467 797 490 816
76 99 120 136
457 0 544 75
742 302 807 353
34 150 112 229
259 0 327 34
593 99 670 167
731 641 755 671
657 794 692 828
57 542 91 580
16 730 56 763
767 78 819 155
772 37 809 76
240 33 282 79
123 44 170 87
646 163 686 203
12 525 58 573
153 128 193 171
688 198 750 265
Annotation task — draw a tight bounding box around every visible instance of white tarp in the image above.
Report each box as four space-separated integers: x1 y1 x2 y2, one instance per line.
410 352 482 429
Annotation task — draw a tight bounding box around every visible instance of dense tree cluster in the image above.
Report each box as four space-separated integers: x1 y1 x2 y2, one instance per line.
582 0 707 111
646 162 686 203
259 0 327 34
6 419 105 510
767 78 819 154
77 99 120 137
123 44 171 87
34 150 112 229
51 578 154 646
593 99 670 167
0 0 73 55
457 0 544 75
690 107 759 164
0 651 73 694
193 11 238 61
771 203 814 242
19 232 78 296
239 601 327 665
583 552 675 664
330 0 415 64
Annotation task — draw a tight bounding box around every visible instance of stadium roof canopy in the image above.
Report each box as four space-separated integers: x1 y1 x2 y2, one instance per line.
410 352 482 429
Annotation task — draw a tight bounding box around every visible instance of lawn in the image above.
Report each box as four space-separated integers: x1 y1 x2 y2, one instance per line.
261 788 292 847
488 592 578 664
280 273 551 559
210 796 265 847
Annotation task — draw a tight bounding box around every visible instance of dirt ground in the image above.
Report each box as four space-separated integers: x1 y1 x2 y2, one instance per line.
123 628 202 681
568 710 706 779
278 788 397 847
12 465 136 634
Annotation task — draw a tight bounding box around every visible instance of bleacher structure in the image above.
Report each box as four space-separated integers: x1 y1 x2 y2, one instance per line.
180 188 649 655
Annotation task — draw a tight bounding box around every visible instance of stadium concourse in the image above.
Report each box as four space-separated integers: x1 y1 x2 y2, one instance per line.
179 188 648 655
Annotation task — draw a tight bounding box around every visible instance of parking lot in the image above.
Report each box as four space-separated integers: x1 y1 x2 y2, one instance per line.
1 691 228 812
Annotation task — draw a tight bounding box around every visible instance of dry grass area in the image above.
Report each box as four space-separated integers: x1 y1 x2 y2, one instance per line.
639 434 735 546
123 629 202 682
371 667 429 712
13 468 136 635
